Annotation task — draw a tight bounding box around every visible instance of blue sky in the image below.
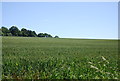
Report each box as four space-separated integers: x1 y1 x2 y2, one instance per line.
2 2 118 39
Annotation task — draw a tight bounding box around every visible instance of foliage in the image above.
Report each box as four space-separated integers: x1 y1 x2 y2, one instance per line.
1 26 56 38
2 37 119 79
1 27 12 36
54 36 59 38
21 28 37 37
0 28 3 36
20 28 28 37
9 26 20 36
38 33 52 38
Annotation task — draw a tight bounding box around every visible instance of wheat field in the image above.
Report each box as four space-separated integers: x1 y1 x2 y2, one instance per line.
2 37 119 79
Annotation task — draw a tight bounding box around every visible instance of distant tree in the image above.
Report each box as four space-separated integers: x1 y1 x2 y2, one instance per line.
38 33 45 37
0 28 3 36
47 34 52 38
28 30 34 37
9 26 20 36
18 31 22 36
27 30 32 37
1 26 58 38
1 27 7 36
38 33 52 38
27 30 37 37
21 28 28 37
44 33 48 37
32 31 37 37
1 27 12 36
21 28 37 37
54 36 59 38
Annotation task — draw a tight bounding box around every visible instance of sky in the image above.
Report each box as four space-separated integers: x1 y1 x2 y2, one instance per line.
1 2 118 39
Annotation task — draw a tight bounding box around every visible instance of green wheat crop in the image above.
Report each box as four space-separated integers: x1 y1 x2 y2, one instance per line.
2 37 119 79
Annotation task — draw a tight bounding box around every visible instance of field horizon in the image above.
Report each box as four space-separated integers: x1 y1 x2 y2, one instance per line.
1 36 119 40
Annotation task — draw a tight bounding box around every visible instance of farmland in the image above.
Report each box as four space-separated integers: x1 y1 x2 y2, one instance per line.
2 37 119 79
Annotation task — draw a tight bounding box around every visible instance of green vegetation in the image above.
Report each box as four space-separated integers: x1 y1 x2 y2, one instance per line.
0 26 59 38
2 37 119 79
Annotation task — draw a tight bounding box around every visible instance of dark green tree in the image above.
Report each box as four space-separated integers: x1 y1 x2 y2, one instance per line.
1 27 12 36
54 36 59 38
9 26 20 36
47 34 52 38
38 33 45 37
0 28 3 36
21 28 28 37
21 28 37 37
1 26 58 38
38 33 52 38
32 31 37 37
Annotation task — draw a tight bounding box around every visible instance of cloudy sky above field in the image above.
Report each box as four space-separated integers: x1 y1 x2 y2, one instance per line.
2 2 118 39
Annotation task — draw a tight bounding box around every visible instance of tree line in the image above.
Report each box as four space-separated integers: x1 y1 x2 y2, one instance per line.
0 26 59 38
